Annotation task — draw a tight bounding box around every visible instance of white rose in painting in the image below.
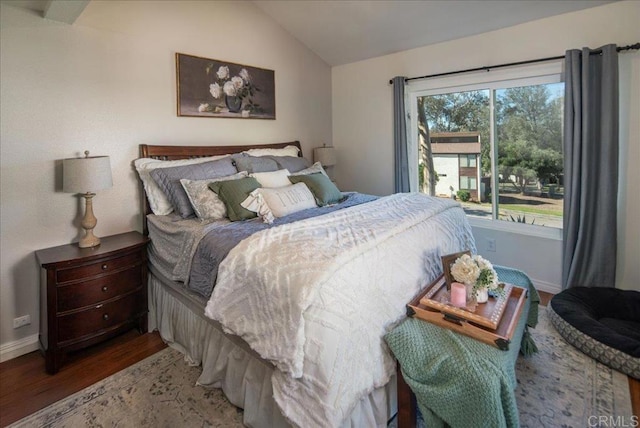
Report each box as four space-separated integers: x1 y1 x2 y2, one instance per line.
231 76 243 90
198 103 209 112
239 68 250 81
223 81 237 96
216 66 229 80
209 83 222 99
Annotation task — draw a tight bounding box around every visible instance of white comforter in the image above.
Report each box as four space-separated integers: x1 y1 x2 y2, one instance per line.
205 193 476 427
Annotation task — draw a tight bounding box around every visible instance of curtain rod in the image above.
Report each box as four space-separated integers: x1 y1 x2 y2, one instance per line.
388 42 640 85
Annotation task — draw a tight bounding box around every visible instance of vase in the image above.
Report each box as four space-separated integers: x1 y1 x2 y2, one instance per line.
225 95 243 113
475 287 489 304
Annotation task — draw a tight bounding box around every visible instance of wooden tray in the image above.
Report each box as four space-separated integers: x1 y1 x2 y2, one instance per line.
407 275 528 350
419 276 513 330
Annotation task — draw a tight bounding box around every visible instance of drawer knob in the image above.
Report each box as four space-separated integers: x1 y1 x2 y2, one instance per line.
103 314 109 321
101 264 108 270
102 286 108 292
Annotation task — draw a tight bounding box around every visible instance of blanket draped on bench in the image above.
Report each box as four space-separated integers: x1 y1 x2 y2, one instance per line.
384 266 540 428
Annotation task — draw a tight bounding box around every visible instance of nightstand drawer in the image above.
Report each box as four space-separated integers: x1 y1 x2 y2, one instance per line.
57 292 145 343
57 265 143 312
56 251 142 284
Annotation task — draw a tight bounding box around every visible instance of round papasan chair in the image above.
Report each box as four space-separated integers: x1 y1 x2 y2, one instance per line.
548 287 640 379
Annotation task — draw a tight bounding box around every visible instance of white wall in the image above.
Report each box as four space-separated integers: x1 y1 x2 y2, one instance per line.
433 155 458 197
332 1 640 292
0 1 332 359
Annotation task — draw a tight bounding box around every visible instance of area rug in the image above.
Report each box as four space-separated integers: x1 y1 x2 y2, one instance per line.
10 308 633 427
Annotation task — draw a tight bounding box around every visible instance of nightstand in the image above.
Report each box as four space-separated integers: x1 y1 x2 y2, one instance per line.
35 231 150 374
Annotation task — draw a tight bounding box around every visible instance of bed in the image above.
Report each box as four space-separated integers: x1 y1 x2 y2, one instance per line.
136 141 477 428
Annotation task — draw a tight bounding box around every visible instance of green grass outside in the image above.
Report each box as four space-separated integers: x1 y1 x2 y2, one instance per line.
462 202 563 217
500 204 563 217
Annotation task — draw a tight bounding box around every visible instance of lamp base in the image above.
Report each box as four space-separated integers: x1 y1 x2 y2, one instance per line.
78 231 101 248
78 192 101 248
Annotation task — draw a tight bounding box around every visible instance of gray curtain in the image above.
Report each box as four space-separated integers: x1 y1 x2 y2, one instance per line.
393 76 410 193
562 44 619 289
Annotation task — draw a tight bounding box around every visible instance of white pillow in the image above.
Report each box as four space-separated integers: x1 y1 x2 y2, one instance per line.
289 161 328 177
180 172 248 220
243 145 300 157
134 155 229 215
250 169 291 188
241 183 316 223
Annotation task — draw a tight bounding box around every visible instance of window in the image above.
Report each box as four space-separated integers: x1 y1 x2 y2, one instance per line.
459 155 477 168
460 176 477 190
410 63 564 234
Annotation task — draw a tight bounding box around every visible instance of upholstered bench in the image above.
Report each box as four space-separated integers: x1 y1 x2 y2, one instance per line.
549 287 640 379
385 266 539 428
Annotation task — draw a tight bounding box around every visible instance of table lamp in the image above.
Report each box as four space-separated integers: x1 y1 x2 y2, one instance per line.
63 151 113 248
313 145 337 169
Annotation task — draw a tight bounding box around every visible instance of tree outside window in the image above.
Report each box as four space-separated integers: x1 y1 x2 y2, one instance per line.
417 81 564 229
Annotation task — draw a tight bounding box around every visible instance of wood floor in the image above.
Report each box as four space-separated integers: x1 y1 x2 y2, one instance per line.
0 330 166 427
0 291 637 426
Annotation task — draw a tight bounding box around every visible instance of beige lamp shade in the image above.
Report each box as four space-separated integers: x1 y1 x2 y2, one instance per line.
63 154 113 193
313 146 337 167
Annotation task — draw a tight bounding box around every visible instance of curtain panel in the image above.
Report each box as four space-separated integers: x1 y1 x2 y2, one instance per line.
562 44 619 289
392 76 410 193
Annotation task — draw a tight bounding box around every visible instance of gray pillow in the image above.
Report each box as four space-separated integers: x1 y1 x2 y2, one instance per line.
209 177 262 221
288 172 342 206
266 156 311 173
150 157 237 218
232 154 279 173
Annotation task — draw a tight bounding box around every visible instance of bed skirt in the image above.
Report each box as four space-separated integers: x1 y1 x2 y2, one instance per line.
148 269 398 427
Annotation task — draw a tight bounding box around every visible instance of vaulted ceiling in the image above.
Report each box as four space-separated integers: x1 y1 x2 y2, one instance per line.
253 0 616 65
6 0 616 66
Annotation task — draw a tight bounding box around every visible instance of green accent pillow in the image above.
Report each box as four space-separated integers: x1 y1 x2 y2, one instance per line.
208 177 262 221
288 172 342 206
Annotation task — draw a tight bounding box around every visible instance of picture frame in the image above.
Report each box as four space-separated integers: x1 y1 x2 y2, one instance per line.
176 53 276 120
441 250 471 291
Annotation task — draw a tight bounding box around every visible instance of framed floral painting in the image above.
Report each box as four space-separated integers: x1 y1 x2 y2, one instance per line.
176 53 275 119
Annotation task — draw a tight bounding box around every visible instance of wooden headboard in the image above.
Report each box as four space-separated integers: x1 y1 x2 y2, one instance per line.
138 141 303 234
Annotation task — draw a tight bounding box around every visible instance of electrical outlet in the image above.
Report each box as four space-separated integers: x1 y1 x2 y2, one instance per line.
486 238 496 252
13 315 31 329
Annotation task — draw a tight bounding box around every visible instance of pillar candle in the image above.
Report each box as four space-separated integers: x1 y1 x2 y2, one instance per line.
450 282 466 308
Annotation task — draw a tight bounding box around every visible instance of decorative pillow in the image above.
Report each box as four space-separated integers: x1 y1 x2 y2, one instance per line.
243 145 300 157
250 169 291 188
289 161 329 177
180 171 248 220
150 157 237 218
288 172 342 206
266 155 311 173
134 155 229 215
242 183 317 223
209 177 262 222
232 154 279 173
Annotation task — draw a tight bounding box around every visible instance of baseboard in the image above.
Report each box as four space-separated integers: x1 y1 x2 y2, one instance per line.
530 277 562 295
0 334 39 363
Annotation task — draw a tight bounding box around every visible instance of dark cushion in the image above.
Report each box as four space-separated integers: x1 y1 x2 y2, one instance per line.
288 172 342 206
550 287 640 358
208 177 262 221
149 157 237 218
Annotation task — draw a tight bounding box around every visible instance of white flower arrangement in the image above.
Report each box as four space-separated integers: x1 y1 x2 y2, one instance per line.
203 63 262 114
450 254 502 297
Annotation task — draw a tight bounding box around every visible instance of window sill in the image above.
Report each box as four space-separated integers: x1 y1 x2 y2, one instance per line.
468 216 562 241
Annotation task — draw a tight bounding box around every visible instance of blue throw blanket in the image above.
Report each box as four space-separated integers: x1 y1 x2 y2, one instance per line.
384 266 540 428
188 192 378 297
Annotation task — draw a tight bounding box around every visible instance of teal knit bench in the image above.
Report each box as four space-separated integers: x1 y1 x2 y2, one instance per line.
385 266 540 428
